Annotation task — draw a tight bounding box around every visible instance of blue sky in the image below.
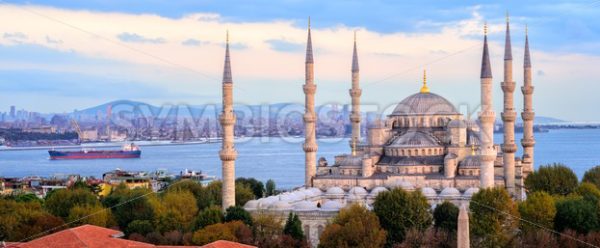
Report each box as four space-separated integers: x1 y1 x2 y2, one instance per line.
0 1 599 121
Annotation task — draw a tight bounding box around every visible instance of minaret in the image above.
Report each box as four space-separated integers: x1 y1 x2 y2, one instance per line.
478 23 497 189
303 18 318 187
521 26 535 174
349 31 362 152
501 14 517 194
219 31 237 210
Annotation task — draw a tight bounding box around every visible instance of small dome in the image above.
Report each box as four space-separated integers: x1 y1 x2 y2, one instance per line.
338 156 363 167
268 200 293 210
369 187 389 197
326 187 345 196
294 200 318 211
349 186 368 196
321 200 344 211
257 197 278 209
463 187 480 197
448 119 467 128
460 155 480 168
307 187 323 196
420 187 438 198
244 200 259 210
391 92 459 116
440 187 461 198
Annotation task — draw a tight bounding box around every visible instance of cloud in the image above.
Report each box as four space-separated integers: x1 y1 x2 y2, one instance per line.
3 32 27 40
45 35 63 44
117 32 166 44
181 38 209 46
265 39 303 52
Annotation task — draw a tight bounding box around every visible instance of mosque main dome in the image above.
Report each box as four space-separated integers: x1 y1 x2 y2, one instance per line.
391 92 459 116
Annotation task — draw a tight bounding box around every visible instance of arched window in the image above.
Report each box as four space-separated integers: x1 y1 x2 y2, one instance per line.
304 225 311 240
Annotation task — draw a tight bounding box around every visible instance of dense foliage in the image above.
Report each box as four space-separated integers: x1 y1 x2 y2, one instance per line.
319 204 387 248
583 166 600 189
372 188 432 246
433 201 459 232
518 191 556 232
525 163 578 195
470 187 519 247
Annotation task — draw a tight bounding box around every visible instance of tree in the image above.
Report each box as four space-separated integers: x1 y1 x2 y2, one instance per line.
236 183 255 207
319 204 387 248
576 182 600 204
525 163 578 196
15 193 42 204
554 196 599 233
266 179 276 196
198 181 222 210
470 187 519 247
192 221 252 245
127 220 154 236
66 204 110 227
44 188 99 219
373 188 432 245
103 187 155 230
236 177 265 199
583 166 600 189
433 201 459 232
157 190 198 232
194 205 224 230
518 191 556 233
0 199 64 241
283 212 304 241
166 179 204 210
252 214 284 248
224 206 253 226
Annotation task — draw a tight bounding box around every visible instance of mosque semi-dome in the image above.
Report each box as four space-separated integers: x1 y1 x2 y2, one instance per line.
391 92 459 116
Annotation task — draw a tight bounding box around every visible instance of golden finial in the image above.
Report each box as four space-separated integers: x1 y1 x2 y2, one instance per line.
525 24 528 35
308 16 311 29
471 144 476 156
420 69 430 94
484 21 488 35
226 30 229 44
506 11 510 23
354 30 357 42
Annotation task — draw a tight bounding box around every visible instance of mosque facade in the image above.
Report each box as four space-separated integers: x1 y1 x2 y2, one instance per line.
234 17 536 247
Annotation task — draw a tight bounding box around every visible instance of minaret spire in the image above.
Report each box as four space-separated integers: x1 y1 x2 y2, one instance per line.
303 17 318 187
349 30 362 153
521 25 535 176
219 31 237 210
479 23 497 189
420 69 430 94
501 13 518 195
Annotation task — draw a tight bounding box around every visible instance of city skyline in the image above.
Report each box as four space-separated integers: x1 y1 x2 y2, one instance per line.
0 1 599 121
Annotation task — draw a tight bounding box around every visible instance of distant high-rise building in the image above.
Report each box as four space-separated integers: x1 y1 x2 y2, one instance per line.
10 106 15 118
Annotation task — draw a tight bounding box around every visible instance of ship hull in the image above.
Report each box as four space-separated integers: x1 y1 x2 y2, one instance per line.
48 150 141 160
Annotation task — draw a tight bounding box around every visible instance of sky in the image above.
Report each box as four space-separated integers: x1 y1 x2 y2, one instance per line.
0 1 599 121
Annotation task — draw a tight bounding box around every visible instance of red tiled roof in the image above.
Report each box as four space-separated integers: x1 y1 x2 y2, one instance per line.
8 225 183 248
200 240 256 248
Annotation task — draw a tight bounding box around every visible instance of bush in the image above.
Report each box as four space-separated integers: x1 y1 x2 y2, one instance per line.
194 205 224 230
433 201 459 232
373 188 432 245
518 191 556 232
525 163 578 196
554 197 598 233
319 204 387 248
224 206 253 226
583 166 600 189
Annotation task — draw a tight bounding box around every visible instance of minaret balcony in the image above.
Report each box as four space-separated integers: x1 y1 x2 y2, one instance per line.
349 89 362 97
501 111 517 122
521 85 534 94
219 113 236 125
350 113 361 122
501 81 516 92
502 143 518 153
478 111 496 123
303 142 318 152
219 149 238 161
521 138 536 147
521 112 535 121
303 113 316 123
303 84 316 94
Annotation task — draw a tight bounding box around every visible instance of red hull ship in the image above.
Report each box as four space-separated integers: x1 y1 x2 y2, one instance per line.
48 144 141 160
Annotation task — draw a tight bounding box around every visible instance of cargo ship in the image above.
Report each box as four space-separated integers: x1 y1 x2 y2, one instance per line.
48 143 141 160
